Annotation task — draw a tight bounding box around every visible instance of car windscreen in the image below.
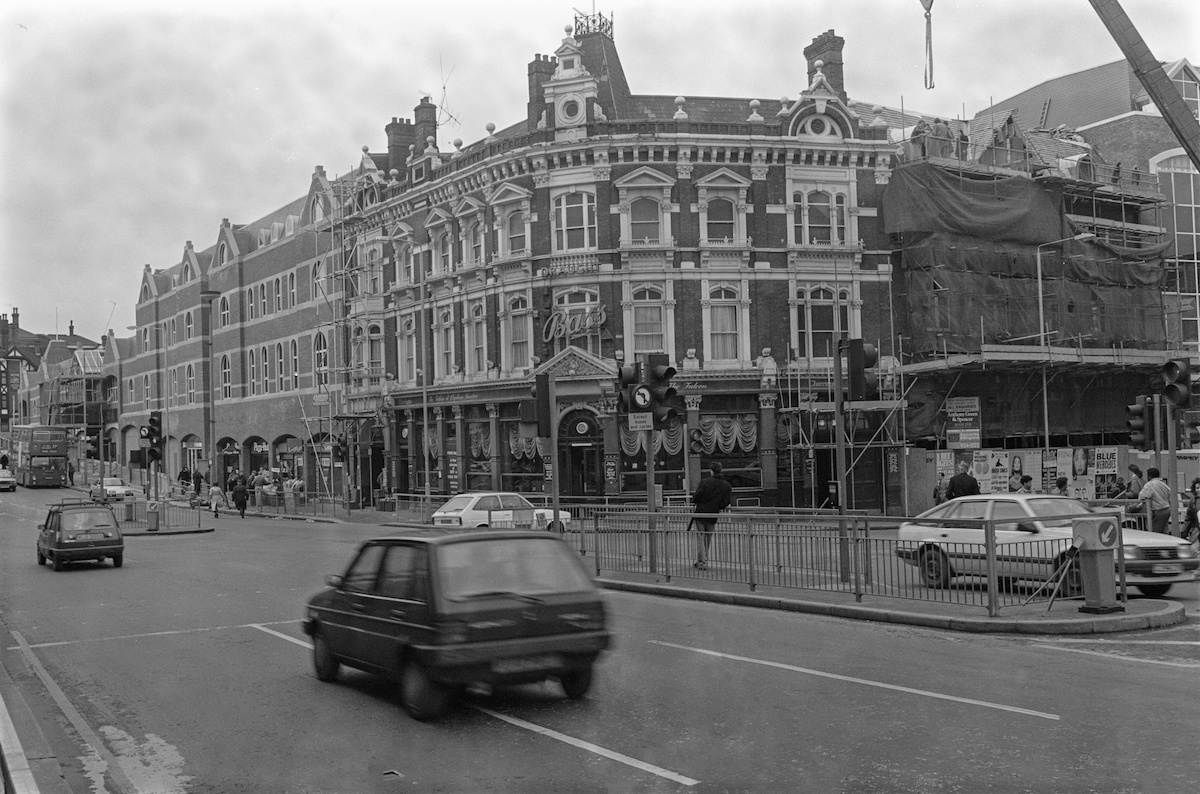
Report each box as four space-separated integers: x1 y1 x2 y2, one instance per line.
1026 498 1092 526
103 478 125 487
438 495 475 512
439 538 593 599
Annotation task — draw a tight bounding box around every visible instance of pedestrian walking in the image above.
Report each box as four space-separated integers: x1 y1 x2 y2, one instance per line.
192 469 203 497
690 463 732 570
1053 477 1069 496
932 472 948 505
1121 465 1144 499
944 461 980 500
1184 478 1200 544
209 482 226 518
232 479 249 519
1138 467 1172 534
67 460 75 485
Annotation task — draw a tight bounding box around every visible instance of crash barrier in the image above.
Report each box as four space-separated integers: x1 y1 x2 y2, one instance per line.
578 509 1135 617
108 499 202 531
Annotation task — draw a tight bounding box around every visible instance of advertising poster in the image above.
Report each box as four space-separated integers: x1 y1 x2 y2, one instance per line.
1042 451 1058 493
1068 446 1094 500
972 450 991 491
987 450 1009 494
1008 450 1040 492
1092 446 1120 498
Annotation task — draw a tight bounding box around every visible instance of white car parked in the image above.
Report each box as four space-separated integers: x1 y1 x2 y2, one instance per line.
431 492 572 533
89 477 138 502
897 493 1198 597
0 468 16 492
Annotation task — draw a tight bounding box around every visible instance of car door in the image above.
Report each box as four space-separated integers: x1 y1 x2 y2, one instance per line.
989 498 1043 580
474 495 502 527
357 543 433 672
499 494 535 529
39 510 58 556
942 499 991 574
323 543 387 666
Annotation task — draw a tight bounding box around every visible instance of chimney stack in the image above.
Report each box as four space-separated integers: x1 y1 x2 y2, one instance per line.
804 30 846 102
527 54 558 132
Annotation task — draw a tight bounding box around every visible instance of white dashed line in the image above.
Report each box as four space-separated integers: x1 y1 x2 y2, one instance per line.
1034 644 1200 668
649 640 1060 721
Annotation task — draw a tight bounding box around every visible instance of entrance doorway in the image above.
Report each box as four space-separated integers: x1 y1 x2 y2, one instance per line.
557 410 603 497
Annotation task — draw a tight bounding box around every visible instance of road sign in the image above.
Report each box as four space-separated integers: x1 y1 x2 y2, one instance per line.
627 412 652 431
139 439 150 448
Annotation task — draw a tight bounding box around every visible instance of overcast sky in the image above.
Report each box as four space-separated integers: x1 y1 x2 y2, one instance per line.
1 0 1197 343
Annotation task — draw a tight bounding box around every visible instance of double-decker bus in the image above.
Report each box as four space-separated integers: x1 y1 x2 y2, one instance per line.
0 425 69 487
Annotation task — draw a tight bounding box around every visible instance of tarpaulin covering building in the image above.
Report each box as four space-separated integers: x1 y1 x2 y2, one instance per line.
883 162 1169 356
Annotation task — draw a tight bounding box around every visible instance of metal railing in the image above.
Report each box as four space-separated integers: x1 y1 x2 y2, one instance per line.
577 510 1128 616
108 499 201 531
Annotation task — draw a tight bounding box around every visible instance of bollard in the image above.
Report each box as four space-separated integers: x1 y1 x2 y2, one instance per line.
147 501 160 531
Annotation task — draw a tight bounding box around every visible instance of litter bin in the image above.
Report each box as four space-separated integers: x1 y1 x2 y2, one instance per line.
147 501 160 532
123 500 135 522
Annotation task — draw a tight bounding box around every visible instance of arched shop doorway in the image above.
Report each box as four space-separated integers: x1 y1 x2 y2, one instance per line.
558 409 604 497
216 439 240 487
245 437 269 475
274 436 304 481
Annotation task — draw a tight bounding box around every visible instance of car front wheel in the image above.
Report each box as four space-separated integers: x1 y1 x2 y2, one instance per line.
399 657 450 721
1135 583 1172 598
548 520 565 534
559 666 593 699
919 548 951 588
312 631 340 682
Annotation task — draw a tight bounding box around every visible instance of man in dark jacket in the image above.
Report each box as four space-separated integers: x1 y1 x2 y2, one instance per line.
691 463 733 570
945 460 980 500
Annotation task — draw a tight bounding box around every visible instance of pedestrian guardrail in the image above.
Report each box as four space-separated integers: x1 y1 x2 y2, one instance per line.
576 510 1132 616
109 499 201 531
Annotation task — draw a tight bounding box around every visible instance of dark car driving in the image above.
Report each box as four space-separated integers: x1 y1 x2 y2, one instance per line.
302 529 610 720
37 499 124 571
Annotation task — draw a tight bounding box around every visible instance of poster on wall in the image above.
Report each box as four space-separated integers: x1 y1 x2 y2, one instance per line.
972 451 991 490
986 451 1009 494
1068 446 1095 500
1009 450 1042 492
1093 447 1120 498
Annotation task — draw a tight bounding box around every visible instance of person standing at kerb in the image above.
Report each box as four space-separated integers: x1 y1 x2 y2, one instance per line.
690 463 732 571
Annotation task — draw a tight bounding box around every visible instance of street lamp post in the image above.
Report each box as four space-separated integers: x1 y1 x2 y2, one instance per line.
1036 232 1096 447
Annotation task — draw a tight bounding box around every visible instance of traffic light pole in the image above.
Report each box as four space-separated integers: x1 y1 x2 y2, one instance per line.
1166 400 1179 536
548 375 561 533
833 340 850 583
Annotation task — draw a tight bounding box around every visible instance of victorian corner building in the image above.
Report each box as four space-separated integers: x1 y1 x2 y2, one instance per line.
20 14 1197 514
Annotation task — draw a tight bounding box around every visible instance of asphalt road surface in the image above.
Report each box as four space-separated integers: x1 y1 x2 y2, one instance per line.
2 488 1198 793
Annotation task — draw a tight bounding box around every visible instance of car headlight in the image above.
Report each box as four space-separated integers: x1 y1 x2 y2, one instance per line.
1177 545 1197 559
1122 546 1143 560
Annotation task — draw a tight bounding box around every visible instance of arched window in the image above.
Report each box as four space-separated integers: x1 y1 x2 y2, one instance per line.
352 326 365 372
247 289 256 319
261 346 269 393
508 295 531 371
141 284 150 302
401 247 414 282
218 243 228 264
706 198 735 241
186 365 195 404
630 197 660 243
797 286 850 359
184 312 193 340
248 350 257 395
288 273 296 307
311 263 323 300
553 193 597 251
182 263 193 281
259 284 267 316
368 324 383 380
632 285 664 353
290 340 299 389
468 303 487 375
437 310 455 377
219 296 230 327
311 196 324 223
551 289 601 355
507 212 526 254
274 279 282 312
314 334 328 386
402 318 417 383
276 342 285 391
141 328 150 352
221 356 231 399
795 191 847 245
708 284 740 361
143 374 151 404
170 369 178 406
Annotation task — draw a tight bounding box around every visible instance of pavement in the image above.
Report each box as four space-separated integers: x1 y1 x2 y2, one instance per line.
1 497 1191 793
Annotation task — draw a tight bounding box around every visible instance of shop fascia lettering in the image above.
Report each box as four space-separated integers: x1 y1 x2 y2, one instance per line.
542 303 607 343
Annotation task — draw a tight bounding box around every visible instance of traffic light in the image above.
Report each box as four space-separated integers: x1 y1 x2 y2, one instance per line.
1126 395 1152 451
145 410 163 462
615 362 643 414
645 353 678 429
531 372 552 437
846 339 879 401
689 427 705 455
1161 359 1191 408
1186 421 1200 449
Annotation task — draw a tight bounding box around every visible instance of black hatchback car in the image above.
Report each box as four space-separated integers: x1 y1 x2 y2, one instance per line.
37 499 124 571
302 530 610 720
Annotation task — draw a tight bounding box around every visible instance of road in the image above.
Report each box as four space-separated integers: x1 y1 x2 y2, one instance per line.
2 488 1199 793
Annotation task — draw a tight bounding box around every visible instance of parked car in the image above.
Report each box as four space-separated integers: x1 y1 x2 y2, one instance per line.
89 477 137 502
302 529 610 720
37 500 125 571
896 494 1198 597
431 492 572 533
0 468 16 492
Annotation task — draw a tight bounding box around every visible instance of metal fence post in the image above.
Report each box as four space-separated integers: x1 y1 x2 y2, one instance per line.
747 519 757 591
984 518 999 617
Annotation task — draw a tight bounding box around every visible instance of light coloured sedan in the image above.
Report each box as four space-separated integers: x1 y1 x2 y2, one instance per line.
897 493 1198 597
431 492 572 533
0 468 16 492
89 477 138 502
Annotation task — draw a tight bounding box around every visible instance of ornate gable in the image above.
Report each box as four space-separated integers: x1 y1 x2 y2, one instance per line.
534 345 616 380
784 61 857 140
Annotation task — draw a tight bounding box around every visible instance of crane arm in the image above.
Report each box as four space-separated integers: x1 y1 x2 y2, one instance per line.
1087 0 1200 172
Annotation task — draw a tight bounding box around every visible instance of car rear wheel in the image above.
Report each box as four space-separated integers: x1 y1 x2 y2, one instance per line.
919 548 951 588
312 631 340 682
1135 583 1172 598
399 658 450 721
37 549 45 565
559 666 593 699
112 554 123 568
51 555 64 572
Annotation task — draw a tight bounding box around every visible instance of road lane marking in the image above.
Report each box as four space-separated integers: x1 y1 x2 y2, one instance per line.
649 640 1060 721
0 678 40 794
1036 638 1200 645
1034 644 1200 668
11 629 142 794
255 627 700 786
472 706 699 786
6 620 301 650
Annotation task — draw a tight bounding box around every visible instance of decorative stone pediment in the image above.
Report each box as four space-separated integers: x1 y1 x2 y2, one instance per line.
489 182 533 206
694 167 753 190
423 206 453 228
452 196 485 217
533 346 616 380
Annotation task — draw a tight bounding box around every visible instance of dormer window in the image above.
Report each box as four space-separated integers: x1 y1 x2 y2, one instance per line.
310 197 325 223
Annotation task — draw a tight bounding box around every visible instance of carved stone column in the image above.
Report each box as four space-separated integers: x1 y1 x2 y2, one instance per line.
453 406 466 494
759 393 778 505
434 407 447 494
487 403 501 491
